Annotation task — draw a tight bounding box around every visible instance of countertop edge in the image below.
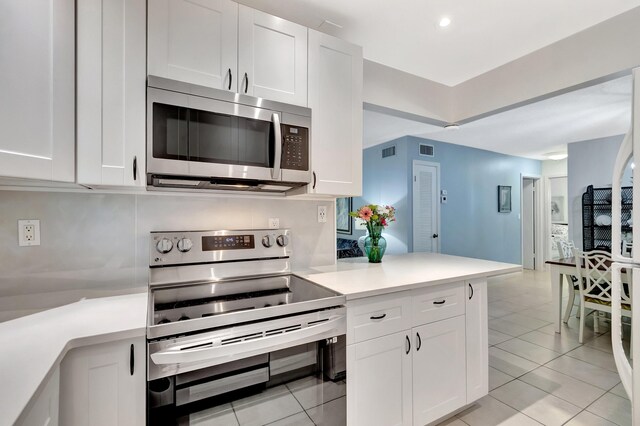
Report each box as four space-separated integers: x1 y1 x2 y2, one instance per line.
341 265 522 300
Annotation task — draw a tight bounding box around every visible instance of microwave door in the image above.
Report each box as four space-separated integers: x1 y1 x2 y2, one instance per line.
147 88 191 176
187 95 278 182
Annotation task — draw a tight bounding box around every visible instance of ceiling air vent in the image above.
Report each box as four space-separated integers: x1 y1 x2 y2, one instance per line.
382 146 396 158
419 144 434 157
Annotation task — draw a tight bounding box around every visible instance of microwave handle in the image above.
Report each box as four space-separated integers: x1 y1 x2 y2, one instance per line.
271 113 282 180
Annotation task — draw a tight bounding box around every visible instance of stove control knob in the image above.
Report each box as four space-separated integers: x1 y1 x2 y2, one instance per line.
177 238 193 253
156 238 173 254
276 235 289 247
262 235 275 248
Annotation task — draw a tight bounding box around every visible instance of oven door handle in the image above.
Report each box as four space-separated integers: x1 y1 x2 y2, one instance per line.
271 113 282 180
150 315 344 366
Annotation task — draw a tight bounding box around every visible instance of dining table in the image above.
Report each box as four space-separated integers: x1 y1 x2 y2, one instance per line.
546 256 627 334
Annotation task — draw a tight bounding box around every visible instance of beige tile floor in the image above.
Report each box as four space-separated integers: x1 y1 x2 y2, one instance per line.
443 270 633 426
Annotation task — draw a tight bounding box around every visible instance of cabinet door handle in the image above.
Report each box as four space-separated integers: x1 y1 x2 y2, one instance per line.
469 283 474 300
228 68 232 90
432 233 439 238
133 156 137 181
405 335 411 354
244 72 249 93
416 332 422 351
370 313 386 320
312 172 317 189
130 344 135 376
433 300 446 305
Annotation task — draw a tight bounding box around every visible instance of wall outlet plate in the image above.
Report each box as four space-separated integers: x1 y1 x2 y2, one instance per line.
268 218 280 229
18 219 40 246
318 206 327 223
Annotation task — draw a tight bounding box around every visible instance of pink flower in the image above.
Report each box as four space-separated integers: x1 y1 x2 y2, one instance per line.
381 218 387 226
359 207 373 222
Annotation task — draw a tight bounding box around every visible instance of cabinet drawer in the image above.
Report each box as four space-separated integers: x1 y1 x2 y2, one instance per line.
347 294 412 344
412 282 465 326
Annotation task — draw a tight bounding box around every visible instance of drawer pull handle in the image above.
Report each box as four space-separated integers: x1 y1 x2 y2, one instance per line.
370 313 386 320
433 300 446 305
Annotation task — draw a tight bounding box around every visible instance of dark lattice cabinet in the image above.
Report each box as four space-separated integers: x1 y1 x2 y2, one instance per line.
582 185 633 252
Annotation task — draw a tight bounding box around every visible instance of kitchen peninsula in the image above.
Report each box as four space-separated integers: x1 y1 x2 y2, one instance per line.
5 252 518 426
304 252 520 425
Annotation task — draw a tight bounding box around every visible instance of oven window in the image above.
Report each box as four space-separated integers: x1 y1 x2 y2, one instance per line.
188 109 271 168
152 103 189 161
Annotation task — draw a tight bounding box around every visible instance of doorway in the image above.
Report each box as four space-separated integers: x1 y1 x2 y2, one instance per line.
413 161 440 252
522 178 536 269
521 175 544 270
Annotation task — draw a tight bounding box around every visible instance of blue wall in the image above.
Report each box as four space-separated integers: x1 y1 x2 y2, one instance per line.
354 136 541 264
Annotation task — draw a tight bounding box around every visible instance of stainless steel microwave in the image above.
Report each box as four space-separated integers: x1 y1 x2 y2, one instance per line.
146 76 311 192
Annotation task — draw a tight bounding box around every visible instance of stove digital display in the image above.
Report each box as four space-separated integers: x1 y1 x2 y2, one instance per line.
202 235 255 251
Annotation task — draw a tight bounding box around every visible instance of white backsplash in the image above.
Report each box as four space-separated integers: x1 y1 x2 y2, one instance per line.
0 190 336 321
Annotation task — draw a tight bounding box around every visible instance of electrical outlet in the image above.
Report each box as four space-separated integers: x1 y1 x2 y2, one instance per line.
18 219 41 247
318 206 327 223
268 218 280 229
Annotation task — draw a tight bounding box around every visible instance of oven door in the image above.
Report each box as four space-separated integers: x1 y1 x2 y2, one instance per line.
147 87 282 182
147 308 346 425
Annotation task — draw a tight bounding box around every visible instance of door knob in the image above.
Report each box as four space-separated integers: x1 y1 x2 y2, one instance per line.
432 234 439 238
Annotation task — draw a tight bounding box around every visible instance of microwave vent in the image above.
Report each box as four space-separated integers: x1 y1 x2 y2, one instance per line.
419 144 434 157
382 146 396 158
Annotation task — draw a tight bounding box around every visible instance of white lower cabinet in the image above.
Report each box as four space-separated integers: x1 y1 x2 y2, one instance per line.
347 281 488 426
347 331 413 426
466 280 489 402
17 367 60 426
412 316 466 425
59 337 145 426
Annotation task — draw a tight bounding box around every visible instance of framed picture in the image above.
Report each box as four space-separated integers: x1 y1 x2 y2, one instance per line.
336 197 352 234
498 186 512 213
551 196 566 223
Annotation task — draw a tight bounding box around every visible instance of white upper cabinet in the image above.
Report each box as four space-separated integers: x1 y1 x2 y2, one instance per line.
238 5 308 106
307 30 363 196
77 0 146 187
148 0 238 91
0 0 75 182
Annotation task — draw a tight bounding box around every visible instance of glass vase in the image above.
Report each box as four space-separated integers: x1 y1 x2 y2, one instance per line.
364 225 387 263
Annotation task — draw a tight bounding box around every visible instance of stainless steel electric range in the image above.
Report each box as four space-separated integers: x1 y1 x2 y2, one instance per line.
146 229 346 425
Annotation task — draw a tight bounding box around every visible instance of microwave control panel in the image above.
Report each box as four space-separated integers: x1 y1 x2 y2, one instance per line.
280 124 309 171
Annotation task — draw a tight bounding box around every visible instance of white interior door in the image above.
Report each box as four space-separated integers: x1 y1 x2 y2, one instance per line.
523 178 536 269
413 162 440 253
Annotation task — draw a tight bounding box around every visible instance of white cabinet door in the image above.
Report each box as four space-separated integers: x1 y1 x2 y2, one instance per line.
347 332 412 426
17 367 60 426
466 279 489 402
0 0 74 182
59 338 145 426
238 5 307 106
77 0 146 186
412 316 466 425
307 30 363 196
148 0 238 91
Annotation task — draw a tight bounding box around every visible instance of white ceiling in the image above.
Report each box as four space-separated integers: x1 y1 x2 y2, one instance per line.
364 75 632 159
236 0 640 86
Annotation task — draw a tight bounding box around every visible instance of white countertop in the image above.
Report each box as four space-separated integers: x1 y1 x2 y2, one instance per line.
0 292 147 426
302 252 521 299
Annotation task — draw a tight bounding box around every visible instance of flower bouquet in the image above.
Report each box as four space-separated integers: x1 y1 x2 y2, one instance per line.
350 204 396 263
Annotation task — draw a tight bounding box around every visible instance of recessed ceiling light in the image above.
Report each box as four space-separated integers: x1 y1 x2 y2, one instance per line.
444 123 459 131
439 17 451 28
